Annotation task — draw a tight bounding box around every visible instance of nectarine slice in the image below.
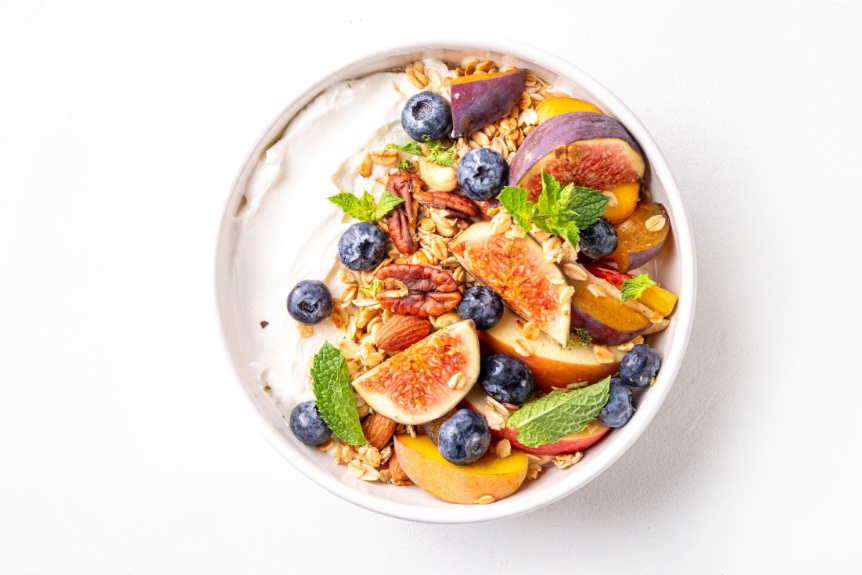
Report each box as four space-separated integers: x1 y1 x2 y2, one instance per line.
583 263 678 317
536 97 604 124
611 202 670 273
571 284 652 346
479 309 624 393
601 182 640 224
394 434 528 505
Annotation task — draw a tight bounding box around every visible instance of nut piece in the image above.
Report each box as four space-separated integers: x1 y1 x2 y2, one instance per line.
375 264 462 317
586 284 606 298
447 372 466 391
513 339 533 357
388 209 415 256
558 285 575 303
495 439 511 459
358 152 373 178
413 191 480 217
295 322 314 338
376 313 433 351
371 149 399 166
418 160 458 192
563 263 588 281
361 412 398 450
389 452 411 484
593 344 616 364
516 320 540 340
553 451 583 469
645 215 666 232
490 211 512 235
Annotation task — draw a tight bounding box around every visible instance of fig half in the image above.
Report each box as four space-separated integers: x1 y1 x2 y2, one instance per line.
351 320 481 425
448 222 571 345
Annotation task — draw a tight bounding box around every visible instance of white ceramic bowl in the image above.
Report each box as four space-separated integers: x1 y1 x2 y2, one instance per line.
215 36 696 524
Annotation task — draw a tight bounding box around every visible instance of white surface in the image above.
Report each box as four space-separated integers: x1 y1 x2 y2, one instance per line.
0 1 859 572
216 39 698 523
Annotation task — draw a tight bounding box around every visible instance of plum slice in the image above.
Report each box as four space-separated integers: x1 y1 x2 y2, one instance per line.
571 283 652 346
582 262 678 317
535 97 604 124
509 112 645 201
611 202 670 273
448 222 571 345
351 320 481 424
602 182 640 224
450 69 526 137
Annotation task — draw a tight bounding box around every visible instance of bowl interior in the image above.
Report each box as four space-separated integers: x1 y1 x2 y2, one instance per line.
215 41 695 523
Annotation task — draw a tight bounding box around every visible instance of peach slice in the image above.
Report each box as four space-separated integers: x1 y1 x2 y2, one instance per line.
461 385 610 455
601 182 640 224
509 112 645 201
536 97 604 124
450 69 526 137
394 434 528 504
479 309 624 393
571 283 652 346
611 202 670 273
582 263 678 317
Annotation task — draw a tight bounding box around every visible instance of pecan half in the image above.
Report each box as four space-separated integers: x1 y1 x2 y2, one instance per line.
386 170 426 225
413 191 480 217
374 264 461 317
475 199 502 221
387 170 426 254
388 209 414 255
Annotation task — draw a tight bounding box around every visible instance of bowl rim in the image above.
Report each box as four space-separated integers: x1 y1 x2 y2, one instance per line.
215 34 697 524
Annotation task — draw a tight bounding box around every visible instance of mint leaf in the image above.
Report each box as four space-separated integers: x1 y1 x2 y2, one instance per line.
372 192 404 220
505 378 610 447
496 186 531 237
387 141 424 156
310 342 366 446
620 273 657 303
498 170 610 248
424 137 456 167
359 280 382 296
327 193 366 221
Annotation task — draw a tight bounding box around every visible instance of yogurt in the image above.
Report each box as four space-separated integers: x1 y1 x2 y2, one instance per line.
229 60 453 416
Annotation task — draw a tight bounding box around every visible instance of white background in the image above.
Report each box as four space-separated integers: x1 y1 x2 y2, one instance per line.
1 2 859 573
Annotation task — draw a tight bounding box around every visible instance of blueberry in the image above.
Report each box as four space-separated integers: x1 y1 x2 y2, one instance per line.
287 280 332 325
619 344 661 387
457 286 504 330
579 218 618 260
437 409 491 465
338 222 386 271
480 353 534 405
598 377 635 428
289 401 332 445
456 148 510 201
401 92 452 142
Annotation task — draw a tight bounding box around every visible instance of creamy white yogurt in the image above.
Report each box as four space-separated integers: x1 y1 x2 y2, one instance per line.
229 60 453 416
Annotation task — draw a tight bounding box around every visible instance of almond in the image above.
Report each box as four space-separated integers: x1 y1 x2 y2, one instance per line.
389 451 411 484
361 412 397 450
376 313 433 351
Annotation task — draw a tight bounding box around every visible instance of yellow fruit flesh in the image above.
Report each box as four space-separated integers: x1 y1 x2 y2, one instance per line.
397 435 527 475
536 97 604 123
639 286 678 317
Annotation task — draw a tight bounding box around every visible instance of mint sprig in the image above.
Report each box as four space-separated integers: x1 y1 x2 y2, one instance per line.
620 274 657 303
387 137 455 167
505 377 610 447
327 190 404 222
310 342 367 446
497 170 610 248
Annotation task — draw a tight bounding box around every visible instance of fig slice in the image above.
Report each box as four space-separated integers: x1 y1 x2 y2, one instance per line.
448 222 571 345
450 69 526 138
351 320 481 425
509 112 645 201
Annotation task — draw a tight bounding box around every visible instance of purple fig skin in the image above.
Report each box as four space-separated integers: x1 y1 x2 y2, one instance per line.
509 112 644 186
625 238 667 272
450 70 526 138
570 303 651 346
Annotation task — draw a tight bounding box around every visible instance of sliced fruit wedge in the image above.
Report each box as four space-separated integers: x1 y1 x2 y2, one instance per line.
351 320 481 425
571 283 652 346
509 112 645 202
480 308 623 393
536 97 604 123
448 222 571 345
582 262 678 317
450 69 527 137
462 385 610 455
610 202 669 273
394 434 528 504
